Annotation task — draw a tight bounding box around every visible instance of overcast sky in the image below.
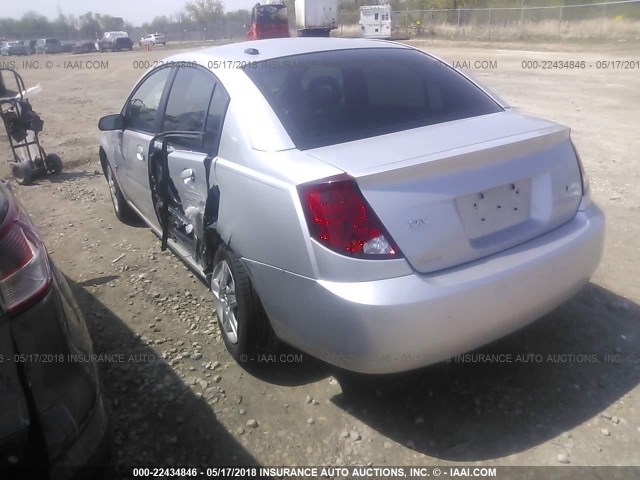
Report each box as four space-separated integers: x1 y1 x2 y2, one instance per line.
3 0 259 25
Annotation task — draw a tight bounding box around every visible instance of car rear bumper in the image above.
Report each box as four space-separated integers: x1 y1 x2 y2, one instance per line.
247 203 605 374
52 396 111 479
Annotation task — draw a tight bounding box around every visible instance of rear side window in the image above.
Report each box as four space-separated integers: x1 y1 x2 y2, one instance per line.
162 67 229 154
163 68 215 136
244 48 502 149
203 84 230 154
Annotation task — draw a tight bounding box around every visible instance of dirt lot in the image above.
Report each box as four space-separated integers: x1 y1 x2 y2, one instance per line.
1 40 639 474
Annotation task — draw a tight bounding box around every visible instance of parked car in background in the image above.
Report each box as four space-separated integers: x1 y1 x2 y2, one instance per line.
34 38 62 54
1 41 27 56
97 38 604 374
98 31 134 52
0 178 111 472
139 33 167 47
60 40 76 53
73 40 98 54
27 40 38 55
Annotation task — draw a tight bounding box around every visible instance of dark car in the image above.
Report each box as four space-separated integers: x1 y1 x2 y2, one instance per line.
98 31 133 52
0 179 111 475
73 40 98 54
27 40 38 55
60 40 76 53
35 38 62 54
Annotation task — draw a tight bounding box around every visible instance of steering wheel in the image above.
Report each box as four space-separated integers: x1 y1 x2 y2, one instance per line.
130 98 146 109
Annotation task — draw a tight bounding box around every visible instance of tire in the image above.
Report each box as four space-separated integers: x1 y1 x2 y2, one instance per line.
105 164 137 223
12 162 33 185
211 246 277 362
45 153 63 174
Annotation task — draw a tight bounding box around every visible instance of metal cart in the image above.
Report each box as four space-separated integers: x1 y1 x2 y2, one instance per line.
0 68 62 185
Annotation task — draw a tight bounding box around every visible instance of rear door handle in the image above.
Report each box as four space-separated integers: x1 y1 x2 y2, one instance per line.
181 168 195 184
136 145 145 161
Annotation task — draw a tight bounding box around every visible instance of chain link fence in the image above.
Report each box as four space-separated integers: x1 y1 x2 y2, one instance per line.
336 0 640 40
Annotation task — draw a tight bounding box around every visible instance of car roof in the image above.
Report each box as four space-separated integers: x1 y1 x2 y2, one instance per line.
174 37 411 63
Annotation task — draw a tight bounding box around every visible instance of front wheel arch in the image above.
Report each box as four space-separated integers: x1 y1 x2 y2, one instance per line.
98 147 109 177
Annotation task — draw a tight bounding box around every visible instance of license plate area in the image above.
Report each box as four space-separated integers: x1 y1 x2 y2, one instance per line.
456 179 532 239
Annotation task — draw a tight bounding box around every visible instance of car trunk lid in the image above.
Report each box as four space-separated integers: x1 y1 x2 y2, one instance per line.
304 111 583 273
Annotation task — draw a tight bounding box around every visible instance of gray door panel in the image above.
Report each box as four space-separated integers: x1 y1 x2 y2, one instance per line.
122 130 157 225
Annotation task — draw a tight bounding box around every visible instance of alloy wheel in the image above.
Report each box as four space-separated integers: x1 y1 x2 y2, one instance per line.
107 167 120 214
211 260 239 344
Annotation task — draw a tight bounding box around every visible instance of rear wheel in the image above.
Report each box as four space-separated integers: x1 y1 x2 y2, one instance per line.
12 162 33 185
211 246 277 363
106 164 137 223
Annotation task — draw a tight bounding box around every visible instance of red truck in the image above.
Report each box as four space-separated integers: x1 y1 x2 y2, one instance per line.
247 2 290 40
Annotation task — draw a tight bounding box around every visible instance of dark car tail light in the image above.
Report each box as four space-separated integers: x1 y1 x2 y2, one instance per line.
298 175 401 258
0 211 52 314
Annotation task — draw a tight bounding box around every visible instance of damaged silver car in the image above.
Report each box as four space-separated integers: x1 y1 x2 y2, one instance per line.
98 38 604 374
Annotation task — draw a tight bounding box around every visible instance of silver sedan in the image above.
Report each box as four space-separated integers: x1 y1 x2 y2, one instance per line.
1 41 28 56
139 33 167 47
98 38 604 374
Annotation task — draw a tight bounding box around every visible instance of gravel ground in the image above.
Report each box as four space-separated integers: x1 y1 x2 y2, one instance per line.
0 39 638 476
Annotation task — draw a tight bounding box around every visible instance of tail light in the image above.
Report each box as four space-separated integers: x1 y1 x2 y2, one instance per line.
0 210 52 314
298 175 400 258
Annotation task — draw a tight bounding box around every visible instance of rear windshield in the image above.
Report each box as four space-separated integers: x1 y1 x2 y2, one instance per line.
46 39 60 44
244 48 502 149
255 6 288 26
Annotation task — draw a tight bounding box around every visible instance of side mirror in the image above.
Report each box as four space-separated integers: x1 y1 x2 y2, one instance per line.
98 114 124 131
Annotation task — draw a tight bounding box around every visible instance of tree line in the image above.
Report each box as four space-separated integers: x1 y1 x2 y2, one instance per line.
0 0 636 41
0 1 250 42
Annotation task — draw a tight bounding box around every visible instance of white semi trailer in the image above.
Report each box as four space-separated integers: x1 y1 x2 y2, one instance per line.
295 0 339 37
360 4 393 39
